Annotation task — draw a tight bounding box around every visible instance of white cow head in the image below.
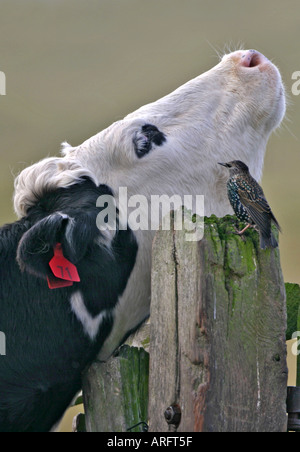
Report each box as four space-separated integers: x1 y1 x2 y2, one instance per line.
63 49 285 218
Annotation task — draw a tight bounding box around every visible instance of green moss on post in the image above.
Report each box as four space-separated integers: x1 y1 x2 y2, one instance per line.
82 345 149 432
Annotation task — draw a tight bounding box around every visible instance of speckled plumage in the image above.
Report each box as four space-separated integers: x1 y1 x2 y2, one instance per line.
227 178 252 224
219 160 281 249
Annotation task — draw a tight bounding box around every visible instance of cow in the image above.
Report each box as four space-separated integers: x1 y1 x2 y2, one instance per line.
3 49 285 430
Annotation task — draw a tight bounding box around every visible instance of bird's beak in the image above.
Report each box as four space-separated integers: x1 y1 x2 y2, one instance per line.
218 162 229 168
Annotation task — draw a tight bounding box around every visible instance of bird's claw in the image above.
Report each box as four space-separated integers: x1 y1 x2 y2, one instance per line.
234 223 252 236
233 229 246 241
234 228 244 235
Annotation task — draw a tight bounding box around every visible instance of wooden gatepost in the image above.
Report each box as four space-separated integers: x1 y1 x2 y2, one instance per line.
82 214 288 432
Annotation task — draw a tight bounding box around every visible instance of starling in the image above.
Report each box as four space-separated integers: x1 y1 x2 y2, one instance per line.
218 160 281 249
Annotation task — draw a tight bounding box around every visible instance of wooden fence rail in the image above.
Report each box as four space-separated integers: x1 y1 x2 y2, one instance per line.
82 214 288 432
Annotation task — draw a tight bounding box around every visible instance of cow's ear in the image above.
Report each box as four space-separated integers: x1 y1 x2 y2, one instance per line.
17 213 97 279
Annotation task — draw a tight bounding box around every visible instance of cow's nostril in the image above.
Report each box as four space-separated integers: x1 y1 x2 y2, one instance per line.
240 50 265 68
249 53 261 67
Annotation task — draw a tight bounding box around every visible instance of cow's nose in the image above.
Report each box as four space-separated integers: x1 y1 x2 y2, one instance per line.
239 50 268 68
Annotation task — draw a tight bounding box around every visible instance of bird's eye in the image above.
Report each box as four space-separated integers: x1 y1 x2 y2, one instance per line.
133 124 166 158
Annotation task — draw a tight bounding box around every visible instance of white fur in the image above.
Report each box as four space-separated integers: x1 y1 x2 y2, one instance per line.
70 291 109 341
13 50 286 359
14 158 99 218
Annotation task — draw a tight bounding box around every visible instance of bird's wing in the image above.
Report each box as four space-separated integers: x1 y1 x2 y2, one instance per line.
236 179 280 234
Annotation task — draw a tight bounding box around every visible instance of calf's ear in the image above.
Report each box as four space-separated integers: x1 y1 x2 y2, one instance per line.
17 212 97 279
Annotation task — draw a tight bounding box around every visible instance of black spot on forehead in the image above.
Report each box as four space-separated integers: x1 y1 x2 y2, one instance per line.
134 124 167 158
141 124 167 147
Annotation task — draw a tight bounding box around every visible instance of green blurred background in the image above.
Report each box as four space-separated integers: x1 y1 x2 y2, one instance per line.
0 0 299 284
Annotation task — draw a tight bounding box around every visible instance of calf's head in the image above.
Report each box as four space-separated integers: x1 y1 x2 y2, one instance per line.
16 174 116 282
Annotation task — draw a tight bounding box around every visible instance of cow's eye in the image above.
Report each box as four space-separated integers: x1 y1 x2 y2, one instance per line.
133 124 166 158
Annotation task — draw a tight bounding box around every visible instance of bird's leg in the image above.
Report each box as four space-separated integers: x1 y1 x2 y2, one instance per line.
234 223 252 235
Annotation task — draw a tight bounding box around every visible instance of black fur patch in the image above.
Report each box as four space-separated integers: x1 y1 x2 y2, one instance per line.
134 123 166 158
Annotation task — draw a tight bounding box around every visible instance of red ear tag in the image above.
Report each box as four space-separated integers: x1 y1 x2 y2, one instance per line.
49 243 80 283
47 275 74 290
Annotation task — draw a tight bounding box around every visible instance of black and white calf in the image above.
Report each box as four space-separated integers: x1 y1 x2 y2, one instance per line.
0 174 137 432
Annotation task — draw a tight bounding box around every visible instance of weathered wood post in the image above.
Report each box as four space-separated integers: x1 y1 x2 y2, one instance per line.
148 214 287 432
82 214 288 432
82 342 149 432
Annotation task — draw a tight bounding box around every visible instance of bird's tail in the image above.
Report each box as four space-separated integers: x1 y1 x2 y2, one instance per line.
260 232 278 249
